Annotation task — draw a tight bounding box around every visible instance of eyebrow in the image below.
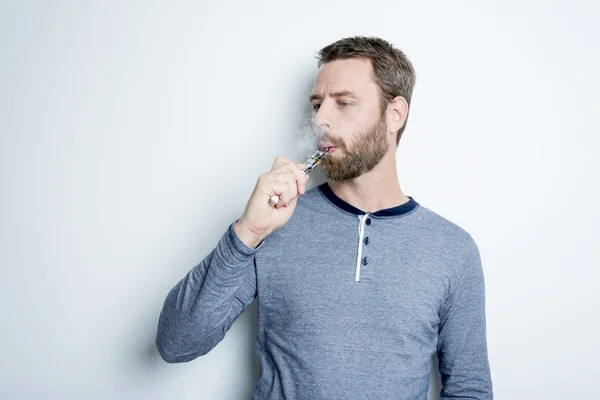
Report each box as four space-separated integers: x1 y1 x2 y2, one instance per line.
310 90 359 103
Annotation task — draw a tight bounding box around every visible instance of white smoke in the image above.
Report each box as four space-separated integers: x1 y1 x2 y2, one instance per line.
294 115 326 160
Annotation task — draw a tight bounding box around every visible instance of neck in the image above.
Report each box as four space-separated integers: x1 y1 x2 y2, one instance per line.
327 150 410 213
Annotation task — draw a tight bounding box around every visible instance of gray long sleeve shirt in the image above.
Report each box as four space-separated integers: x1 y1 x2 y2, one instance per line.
156 182 493 399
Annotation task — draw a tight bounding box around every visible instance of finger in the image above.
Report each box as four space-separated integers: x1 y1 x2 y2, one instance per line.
266 179 290 208
283 196 298 208
297 166 309 195
271 169 307 196
271 156 305 174
272 178 298 209
280 164 308 195
271 156 294 171
281 179 298 208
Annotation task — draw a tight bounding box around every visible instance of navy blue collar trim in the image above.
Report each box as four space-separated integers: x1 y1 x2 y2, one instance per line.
318 182 419 217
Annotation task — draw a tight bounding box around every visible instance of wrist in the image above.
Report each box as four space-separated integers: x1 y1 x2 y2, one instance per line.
234 219 266 249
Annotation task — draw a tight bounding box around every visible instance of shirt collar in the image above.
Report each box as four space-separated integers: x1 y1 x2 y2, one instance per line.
318 181 419 217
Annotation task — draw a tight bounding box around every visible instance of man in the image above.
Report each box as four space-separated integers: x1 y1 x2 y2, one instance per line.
156 36 493 399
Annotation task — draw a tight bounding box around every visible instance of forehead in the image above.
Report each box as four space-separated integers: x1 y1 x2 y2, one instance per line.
312 58 377 97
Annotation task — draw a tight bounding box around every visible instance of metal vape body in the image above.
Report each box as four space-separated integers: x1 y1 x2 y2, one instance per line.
302 149 327 174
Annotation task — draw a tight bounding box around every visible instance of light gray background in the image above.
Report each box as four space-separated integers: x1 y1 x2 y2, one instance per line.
1 1 598 399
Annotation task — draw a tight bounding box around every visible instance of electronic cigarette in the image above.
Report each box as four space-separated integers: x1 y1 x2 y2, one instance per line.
268 149 327 207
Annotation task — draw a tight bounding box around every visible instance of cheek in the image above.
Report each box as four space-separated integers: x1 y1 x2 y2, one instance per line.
338 111 368 132
332 109 373 144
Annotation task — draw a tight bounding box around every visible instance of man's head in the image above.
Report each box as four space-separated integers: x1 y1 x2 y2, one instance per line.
310 36 416 181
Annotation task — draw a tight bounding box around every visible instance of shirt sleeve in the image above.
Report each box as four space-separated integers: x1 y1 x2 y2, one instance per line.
155 219 264 363
437 241 494 399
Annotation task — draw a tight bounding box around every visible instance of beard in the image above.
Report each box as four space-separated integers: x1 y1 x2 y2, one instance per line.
319 114 389 181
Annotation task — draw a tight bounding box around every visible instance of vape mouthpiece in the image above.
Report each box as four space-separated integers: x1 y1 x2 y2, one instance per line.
268 149 327 207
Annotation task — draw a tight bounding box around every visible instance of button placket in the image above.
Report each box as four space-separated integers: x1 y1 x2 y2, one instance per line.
359 227 371 283
355 213 373 283
361 218 370 270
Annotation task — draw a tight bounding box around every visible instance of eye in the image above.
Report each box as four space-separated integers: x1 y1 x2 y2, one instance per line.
338 101 350 107
312 103 321 112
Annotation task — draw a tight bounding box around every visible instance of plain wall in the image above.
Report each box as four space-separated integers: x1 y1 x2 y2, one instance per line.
1 1 598 399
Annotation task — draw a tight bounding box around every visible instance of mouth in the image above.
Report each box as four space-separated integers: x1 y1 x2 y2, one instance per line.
320 142 338 154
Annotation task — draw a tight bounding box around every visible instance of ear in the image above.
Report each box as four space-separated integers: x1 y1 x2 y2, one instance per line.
386 96 409 134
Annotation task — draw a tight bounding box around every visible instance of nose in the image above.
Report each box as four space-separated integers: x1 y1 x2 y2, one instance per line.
313 102 332 132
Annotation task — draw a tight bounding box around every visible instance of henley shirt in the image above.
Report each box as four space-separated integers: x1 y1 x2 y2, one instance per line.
156 181 493 399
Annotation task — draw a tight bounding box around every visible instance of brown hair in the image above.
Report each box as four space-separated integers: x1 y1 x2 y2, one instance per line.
316 36 416 146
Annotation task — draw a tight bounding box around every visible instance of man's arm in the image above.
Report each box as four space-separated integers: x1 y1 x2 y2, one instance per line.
437 241 493 399
155 220 263 363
